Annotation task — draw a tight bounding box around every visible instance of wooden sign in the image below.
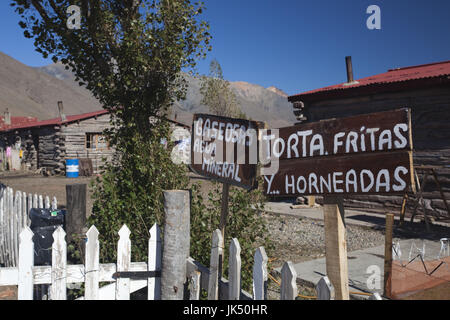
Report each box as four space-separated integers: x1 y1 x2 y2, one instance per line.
190 114 261 189
263 108 414 197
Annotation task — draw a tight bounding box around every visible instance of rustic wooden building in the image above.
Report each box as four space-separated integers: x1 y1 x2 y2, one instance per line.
0 109 113 174
288 59 450 220
0 106 191 175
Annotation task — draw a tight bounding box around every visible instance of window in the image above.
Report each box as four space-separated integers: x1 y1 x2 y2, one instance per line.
86 133 108 150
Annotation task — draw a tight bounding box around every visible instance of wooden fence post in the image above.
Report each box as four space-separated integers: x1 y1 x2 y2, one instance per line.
253 246 268 300
323 196 349 300
51 226 67 300
148 223 161 300
384 213 394 298
85 225 99 300
188 270 201 300
161 190 190 300
18 227 34 300
208 229 223 300
316 276 334 300
116 225 131 300
281 261 298 300
44 196 50 209
65 184 87 243
229 238 241 300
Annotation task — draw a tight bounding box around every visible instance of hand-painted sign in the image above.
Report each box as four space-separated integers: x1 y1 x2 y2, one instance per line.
262 108 415 196
190 113 261 189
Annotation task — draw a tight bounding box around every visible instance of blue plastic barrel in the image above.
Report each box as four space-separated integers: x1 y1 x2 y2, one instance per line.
66 159 79 178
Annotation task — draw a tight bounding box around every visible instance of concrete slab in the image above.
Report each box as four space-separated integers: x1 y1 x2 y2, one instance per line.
274 238 446 298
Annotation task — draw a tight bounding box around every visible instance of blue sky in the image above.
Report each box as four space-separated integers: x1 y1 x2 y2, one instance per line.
1 0 449 96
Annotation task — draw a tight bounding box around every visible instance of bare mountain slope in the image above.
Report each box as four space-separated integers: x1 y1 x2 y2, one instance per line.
0 52 295 128
0 52 101 119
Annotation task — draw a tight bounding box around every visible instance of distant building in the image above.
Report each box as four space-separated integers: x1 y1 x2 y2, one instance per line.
0 107 190 175
288 59 450 217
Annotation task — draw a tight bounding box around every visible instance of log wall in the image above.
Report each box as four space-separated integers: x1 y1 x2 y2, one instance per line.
301 85 450 219
60 114 114 173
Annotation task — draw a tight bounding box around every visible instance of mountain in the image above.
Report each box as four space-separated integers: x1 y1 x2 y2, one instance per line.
0 51 296 128
266 86 288 98
0 52 102 119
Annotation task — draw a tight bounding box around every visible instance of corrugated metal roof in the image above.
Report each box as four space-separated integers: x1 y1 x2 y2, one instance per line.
0 116 39 130
288 60 450 102
0 109 109 132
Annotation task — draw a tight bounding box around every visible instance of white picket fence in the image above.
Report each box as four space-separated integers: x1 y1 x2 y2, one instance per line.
0 223 161 300
0 223 381 300
185 229 383 300
0 185 57 267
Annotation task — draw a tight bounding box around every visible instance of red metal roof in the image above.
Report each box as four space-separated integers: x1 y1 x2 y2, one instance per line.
0 109 109 132
288 60 450 102
0 116 39 130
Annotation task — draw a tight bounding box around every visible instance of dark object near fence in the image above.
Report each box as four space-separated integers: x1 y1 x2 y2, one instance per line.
78 158 94 176
29 208 66 266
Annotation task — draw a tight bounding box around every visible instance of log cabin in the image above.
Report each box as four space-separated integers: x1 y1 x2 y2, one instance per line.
288 58 450 220
0 106 190 175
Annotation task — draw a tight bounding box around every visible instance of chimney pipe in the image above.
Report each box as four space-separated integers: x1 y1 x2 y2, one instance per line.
58 101 67 121
345 56 354 83
4 108 11 126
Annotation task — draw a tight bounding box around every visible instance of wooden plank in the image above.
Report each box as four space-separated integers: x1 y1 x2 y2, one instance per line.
263 108 412 161
229 238 241 300
85 225 99 300
280 261 297 300
18 227 34 300
323 196 349 300
161 191 190 300
208 229 223 300
252 246 268 300
65 184 87 243
51 197 57 210
219 183 230 242
116 224 131 300
22 192 28 227
44 196 50 209
51 226 67 300
148 223 161 300
384 213 394 298
190 113 261 189
264 151 414 197
188 270 201 300
316 276 333 300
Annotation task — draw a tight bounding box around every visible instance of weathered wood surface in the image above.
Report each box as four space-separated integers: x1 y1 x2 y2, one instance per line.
229 238 241 300
252 246 268 300
264 151 414 197
161 190 190 300
295 86 450 217
116 225 131 300
323 196 349 300
85 226 99 300
148 223 161 300
280 261 297 300
51 227 67 300
190 113 261 189
208 229 223 300
0 186 56 267
316 276 334 300
65 184 86 243
263 108 412 161
18 227 34 300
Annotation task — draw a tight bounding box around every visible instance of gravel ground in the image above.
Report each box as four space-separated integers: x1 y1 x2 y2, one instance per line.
263 212 386 268
261 212 387 300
